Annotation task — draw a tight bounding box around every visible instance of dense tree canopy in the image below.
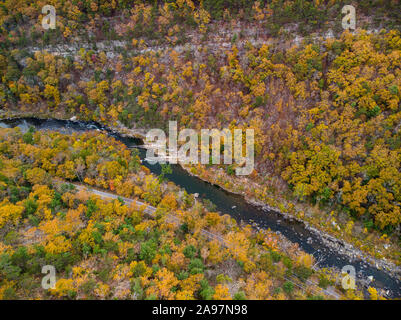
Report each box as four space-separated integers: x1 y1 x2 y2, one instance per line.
0 127 338 300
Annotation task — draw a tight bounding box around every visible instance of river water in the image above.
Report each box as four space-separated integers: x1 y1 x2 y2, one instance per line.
1 117 400 298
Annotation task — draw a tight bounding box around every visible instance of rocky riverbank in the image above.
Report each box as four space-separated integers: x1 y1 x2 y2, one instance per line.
180 166 401 284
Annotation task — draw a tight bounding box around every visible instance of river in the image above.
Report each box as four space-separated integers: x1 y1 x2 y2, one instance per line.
1 117 400 298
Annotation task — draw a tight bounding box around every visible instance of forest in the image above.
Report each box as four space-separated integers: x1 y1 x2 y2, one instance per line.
0 0 400 300
0 127 353 299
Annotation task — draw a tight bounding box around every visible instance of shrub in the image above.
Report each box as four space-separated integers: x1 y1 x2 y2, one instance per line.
183 245 197 259
318 276 331 289
0 254 21 280
367 105 381 118
85 199 98 218
283 281 294 295
199 279 214 300
23 199 38 218
140 239 158 264
282 256 293 270
234 291 246 300
294 265 313 282
22 127 35 144
177 271 189 280
389 85 399 95
188 258 204 275
216 274 232 283
271 251 282 263
4 231 19 245
226 165 235 175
